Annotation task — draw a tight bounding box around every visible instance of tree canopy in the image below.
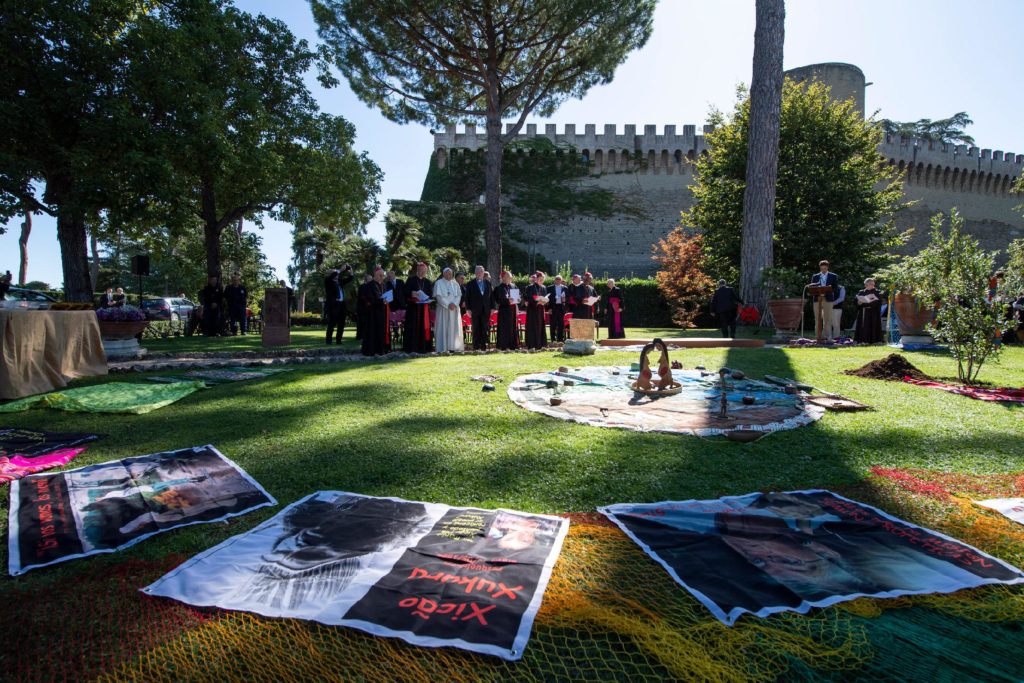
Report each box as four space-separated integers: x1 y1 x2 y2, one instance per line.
119 0 382 280
879 112 976 146
310 0 655 276
685 79 907 287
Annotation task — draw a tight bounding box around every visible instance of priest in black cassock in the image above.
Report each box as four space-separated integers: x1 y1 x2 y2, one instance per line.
359 268 392 356
854 278 884 344
524 271 548 349
567 273 584 317
493 271 520 350
403 262 434 353
604 278 626 339
572 272 598 320
547 275 568 342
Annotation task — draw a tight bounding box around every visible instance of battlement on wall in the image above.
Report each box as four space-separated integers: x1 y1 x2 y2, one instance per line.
433 123 714 156
880 134 1023 174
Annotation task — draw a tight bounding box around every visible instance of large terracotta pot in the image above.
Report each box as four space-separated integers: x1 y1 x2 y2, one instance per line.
892 293 935 335
768 298 803 332
98 320 150 340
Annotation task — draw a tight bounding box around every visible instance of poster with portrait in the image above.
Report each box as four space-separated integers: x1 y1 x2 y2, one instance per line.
8 445 275 575
143 492 569 660
600 490 1024 625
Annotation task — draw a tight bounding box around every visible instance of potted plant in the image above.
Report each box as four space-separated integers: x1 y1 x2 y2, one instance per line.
761 267 806 332
95 305 150 362
876 248 940 339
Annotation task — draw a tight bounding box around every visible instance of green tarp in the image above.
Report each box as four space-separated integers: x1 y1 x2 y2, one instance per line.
0 381 207 414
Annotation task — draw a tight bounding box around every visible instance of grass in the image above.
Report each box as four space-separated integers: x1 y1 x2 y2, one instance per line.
142 324 767 355
3 341 1023 579
2 337 1023 678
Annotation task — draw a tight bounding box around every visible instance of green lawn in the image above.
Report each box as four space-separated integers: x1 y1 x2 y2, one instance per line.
142 324 766 354
2 343 1023 679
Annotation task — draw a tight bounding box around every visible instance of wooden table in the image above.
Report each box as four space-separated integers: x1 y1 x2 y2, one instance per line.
0 309 107 399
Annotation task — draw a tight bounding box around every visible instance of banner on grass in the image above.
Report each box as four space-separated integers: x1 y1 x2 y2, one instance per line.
0 428 104 457
8 445 275 575
143 492 569 660
976 498 1024 526
599 490 1024 625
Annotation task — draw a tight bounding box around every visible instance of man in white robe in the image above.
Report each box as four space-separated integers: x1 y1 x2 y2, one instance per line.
433 267 465 353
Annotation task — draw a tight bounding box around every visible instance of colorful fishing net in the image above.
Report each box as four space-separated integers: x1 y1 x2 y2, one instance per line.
4 501 1023 681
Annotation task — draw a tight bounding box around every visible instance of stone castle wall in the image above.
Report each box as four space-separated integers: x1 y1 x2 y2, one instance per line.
428 122 1024 276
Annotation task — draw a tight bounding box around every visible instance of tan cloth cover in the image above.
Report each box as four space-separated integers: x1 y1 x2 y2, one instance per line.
0 310 107 399
569 318 597 340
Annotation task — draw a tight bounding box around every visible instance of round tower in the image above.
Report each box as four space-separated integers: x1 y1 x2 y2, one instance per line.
785 62 866 117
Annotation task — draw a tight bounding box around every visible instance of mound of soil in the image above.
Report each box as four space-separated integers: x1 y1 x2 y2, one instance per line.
844 354 932 382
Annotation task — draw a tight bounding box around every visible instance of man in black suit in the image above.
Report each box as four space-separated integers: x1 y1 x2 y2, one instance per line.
547 275 569 342
324 265 353 344
386 269 406 310
709 279 744 338
810 260 839 340
463 265 493 350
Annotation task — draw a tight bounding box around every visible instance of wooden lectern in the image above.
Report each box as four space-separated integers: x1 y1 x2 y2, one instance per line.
807 286 833 340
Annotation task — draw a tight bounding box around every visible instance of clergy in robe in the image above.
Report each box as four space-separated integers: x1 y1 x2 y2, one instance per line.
493 271 520 350
433 268 465 353
524 271 548 349
359 268 392 356
547 275 568 342
604 278 626 339
572 272 598 320
403 262 434 353
854 278 884 344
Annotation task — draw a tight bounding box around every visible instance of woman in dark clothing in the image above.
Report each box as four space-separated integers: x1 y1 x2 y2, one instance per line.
493 271 520 351
854 278 884 344
604 278 626 339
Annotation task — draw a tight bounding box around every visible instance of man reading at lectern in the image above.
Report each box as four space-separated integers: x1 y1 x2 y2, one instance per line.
810 260 839 340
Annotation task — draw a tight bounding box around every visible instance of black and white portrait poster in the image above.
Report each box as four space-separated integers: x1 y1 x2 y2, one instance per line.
143 492 569 660
600 490 1024 625
8 445 275 575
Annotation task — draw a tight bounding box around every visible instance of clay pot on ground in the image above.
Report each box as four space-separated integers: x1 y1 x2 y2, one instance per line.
767 298 803 332
892 293 935 336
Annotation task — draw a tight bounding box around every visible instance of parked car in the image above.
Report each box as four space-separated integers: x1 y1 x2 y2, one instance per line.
5 287 58 303
141 297 195 321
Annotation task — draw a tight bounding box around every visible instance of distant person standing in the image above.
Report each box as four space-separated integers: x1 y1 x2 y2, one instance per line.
547 275 568 342
324 266 353 345
386 270 406 310
200 276 224 336
604 278 626 339
810 260 839 340
101 288 115 308
830 285 846 339
403 263 434 353
112 287 126 307
524 271 548 349
224 275 248 335
709 279 744 338
464 265 493 350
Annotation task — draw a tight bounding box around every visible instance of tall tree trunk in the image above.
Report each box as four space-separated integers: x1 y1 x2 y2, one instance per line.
90 229 100 289
739 0 785 311
201 181 222 279
47 175 93 303
484 112 504 277
18 212 31 285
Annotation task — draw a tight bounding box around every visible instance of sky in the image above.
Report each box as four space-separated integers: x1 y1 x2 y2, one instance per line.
4 0 1023 290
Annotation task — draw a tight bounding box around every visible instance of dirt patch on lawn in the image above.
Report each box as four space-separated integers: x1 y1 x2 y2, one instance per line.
844 354 932 382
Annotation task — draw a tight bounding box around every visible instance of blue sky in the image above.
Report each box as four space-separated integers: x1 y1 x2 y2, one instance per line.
4 0 1023 289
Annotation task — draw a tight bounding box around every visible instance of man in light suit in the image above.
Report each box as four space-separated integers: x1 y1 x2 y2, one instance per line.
464 265 493 350
811 260 839 340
